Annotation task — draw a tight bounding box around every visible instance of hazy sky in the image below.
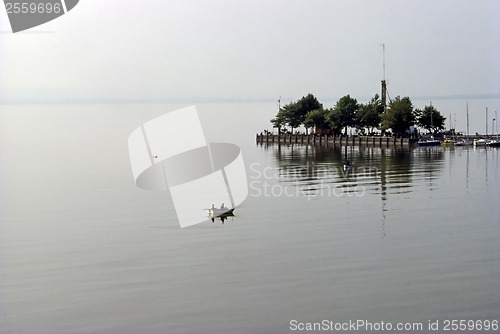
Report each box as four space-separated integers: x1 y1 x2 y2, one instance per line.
1 0 499 103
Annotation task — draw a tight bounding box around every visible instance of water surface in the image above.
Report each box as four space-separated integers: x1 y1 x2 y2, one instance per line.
1 103 499 333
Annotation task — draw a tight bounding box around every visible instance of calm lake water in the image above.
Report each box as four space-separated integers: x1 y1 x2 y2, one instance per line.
1 103 499 333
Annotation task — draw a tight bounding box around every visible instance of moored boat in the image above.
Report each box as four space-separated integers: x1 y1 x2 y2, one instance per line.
454 139 472 146
205 204 234 218
418 106 441 147
417 138 441 147
486 140 500 147
442 138 455 145
473 139 491 147
343 163 353 170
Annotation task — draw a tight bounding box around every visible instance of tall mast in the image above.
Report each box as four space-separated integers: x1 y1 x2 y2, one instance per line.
466 101 469 137
493 113 496 137
381 44 387 111
277 96 281 135
486 107 488 136
382 43 386 82
495 110 498 137
430 101 433 133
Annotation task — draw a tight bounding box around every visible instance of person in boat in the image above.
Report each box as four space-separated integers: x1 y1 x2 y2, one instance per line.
220 203 225 209
211 204 215 209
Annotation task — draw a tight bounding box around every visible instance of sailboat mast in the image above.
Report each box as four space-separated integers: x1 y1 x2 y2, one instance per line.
466 102 469 137
495 110 498 138
493 115 496 138
454 113 456 132
485 107 488 136
277 96 281 135
430 103 434 133
381 44 387 111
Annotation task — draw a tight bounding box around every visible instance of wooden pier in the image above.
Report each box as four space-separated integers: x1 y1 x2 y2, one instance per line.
256 134 416 146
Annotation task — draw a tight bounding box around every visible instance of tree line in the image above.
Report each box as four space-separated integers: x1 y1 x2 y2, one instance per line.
271 93 446 137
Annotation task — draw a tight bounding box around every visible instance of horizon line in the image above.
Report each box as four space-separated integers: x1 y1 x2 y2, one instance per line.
1 93 499 105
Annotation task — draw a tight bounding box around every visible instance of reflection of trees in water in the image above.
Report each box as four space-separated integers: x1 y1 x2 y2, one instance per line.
410 146 446 191
262 142 446 237
266 142 445 194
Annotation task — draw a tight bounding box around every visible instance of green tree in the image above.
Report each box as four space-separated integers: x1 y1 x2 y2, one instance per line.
271 109 287 134
325 107 343 135
282 102 302 130
329 95 359 135
295 93 323 134
416 105 446 133
297 94 322 116
381 96 416 136
270 93 322 134
356 94 384 134
304 108 330 134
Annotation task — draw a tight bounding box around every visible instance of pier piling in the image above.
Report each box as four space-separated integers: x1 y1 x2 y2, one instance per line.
256 134 412 147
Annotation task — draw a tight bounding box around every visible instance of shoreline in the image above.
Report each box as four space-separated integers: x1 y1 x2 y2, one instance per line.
256 133 498 146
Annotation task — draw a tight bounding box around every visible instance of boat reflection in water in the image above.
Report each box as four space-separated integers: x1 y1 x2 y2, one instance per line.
205 204 235 224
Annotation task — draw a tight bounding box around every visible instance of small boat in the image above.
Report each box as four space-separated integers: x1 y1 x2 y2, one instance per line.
418 106 441 147
473 139 491 147
205 204 234 218
487 110 499 147
485 111 499 147
417 137 440 146
454 139 472 146
343 160 353 170
486 140 500 147
442 138 455 146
